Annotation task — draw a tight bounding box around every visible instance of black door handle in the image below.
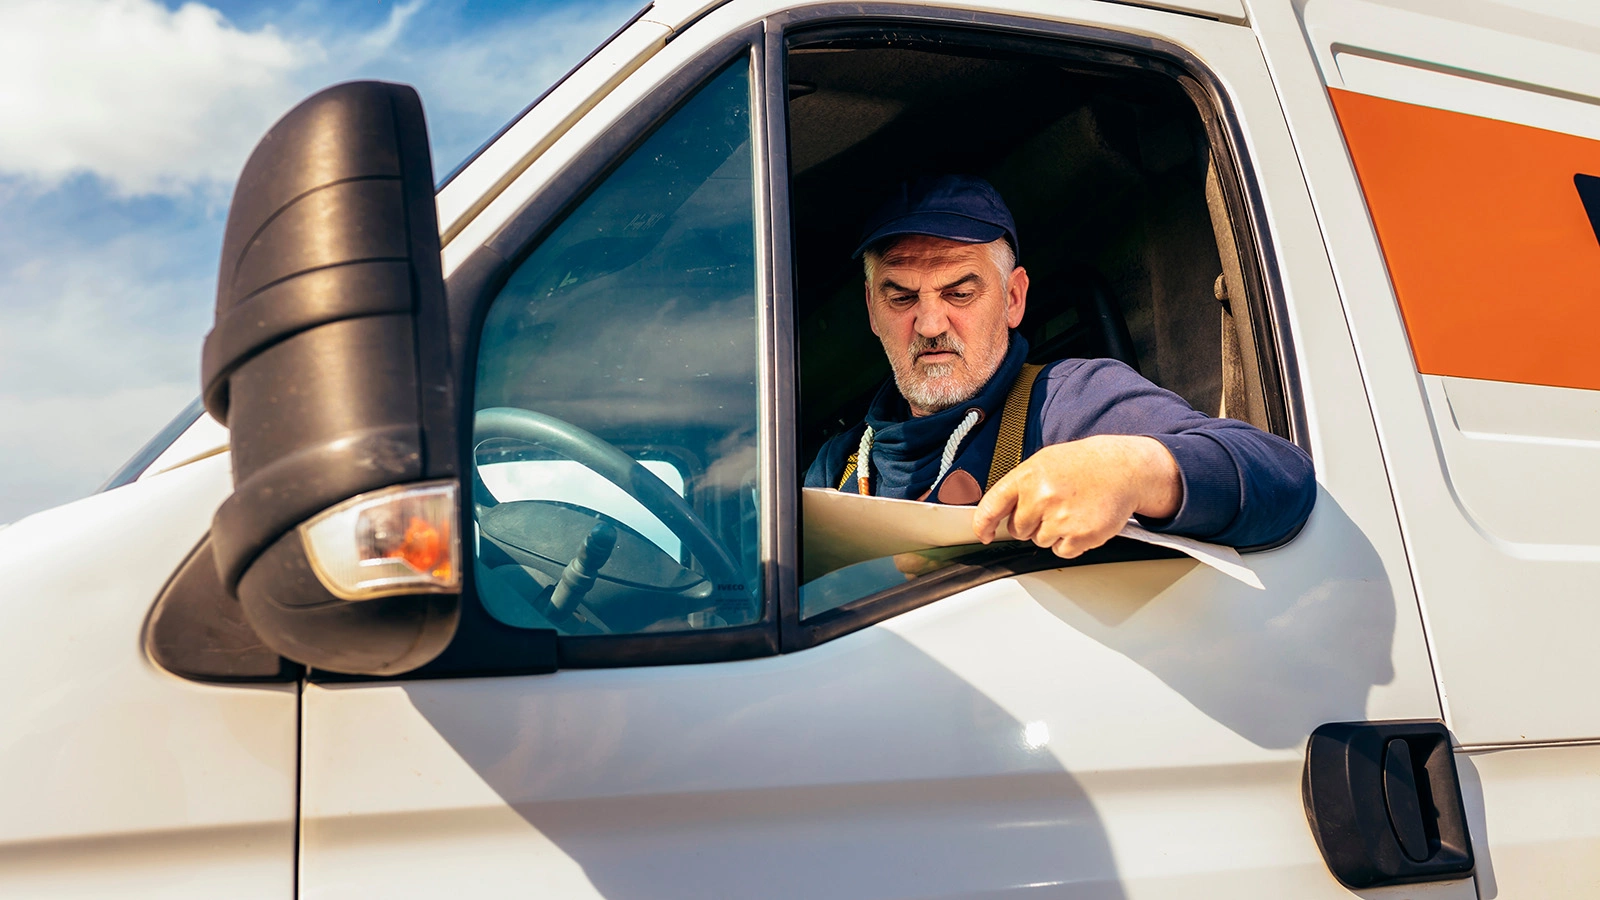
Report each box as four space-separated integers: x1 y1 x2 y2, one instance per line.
1382 737 1431 862
1302 720 1475 888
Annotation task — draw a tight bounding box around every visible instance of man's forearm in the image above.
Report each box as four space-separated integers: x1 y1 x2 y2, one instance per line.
1124 435 1181 520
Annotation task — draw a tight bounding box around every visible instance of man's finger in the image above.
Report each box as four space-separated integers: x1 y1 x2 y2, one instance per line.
1032 515 1065 550
1052 536 1085 559
972 478 1019 543
1050 518 1121 560
1008 490 1046 543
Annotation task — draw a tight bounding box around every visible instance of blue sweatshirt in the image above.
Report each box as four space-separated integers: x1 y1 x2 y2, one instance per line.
804 335 1315 547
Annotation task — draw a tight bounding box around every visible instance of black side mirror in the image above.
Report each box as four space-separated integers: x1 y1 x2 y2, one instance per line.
201 81 459 675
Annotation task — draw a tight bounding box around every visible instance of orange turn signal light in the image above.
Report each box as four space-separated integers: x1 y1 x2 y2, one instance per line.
302 481 461 601
394 515 451 579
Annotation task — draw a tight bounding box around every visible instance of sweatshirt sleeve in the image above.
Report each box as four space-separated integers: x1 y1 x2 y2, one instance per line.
1031 358 1315 547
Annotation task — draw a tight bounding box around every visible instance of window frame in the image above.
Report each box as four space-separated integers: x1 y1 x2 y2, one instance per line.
764 6 1308 653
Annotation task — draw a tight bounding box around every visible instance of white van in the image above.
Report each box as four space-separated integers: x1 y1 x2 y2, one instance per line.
4 0 1598 896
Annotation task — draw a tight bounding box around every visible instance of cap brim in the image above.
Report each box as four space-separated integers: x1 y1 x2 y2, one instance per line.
852 212 1009 258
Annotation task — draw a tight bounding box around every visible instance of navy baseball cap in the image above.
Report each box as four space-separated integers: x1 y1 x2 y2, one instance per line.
852 175 1019 260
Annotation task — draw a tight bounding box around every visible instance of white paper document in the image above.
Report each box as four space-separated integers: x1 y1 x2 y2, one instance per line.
802 487 1263 589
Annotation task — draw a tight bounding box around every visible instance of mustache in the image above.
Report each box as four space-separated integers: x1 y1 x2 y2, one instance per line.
909 333 964 360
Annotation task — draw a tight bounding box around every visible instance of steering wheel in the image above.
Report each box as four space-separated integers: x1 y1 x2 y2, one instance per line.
472 407 746 610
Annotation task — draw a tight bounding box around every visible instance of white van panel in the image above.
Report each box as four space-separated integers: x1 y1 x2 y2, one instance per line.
304 572 1463 900
0 455 295 898
1302 0 1600 126
1420 375 1600 547
1440 375 1600 444
1459 743 1600 899
1330 50 1600 143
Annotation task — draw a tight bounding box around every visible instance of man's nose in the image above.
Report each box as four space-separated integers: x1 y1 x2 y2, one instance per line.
913 295 950 337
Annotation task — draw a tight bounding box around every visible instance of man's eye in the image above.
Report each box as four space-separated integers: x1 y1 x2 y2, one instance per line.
887 294 916 306
946 291 975 303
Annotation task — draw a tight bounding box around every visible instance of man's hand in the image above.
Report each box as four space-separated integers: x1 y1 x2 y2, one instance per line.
972 435 1182 558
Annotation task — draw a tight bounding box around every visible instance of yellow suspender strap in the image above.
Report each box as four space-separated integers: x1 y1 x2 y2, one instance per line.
987 363 1045 490
837 452 859 491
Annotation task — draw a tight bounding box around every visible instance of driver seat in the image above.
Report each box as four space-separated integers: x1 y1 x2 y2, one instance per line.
1021 265 1139 372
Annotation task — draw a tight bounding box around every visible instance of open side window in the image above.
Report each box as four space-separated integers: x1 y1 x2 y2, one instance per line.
775 17 1298 646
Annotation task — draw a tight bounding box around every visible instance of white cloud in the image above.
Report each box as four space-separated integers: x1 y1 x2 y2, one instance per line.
355 0 423 58
0 0 314 195
0 0 645 522
0 0 640 192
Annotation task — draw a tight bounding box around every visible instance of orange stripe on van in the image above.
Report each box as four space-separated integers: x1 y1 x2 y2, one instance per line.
1329 88 1600 391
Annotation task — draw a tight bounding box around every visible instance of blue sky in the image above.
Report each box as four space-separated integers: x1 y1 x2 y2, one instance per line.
0 0 642 522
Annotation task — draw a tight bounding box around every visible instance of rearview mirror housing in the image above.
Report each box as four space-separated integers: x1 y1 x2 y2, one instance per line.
200 80 459 676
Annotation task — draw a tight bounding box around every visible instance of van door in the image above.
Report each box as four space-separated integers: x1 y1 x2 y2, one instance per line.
298 3 1459 897
1252 1 1600 893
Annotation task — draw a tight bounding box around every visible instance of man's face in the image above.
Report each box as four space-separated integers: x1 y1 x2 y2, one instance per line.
865 235 1027 416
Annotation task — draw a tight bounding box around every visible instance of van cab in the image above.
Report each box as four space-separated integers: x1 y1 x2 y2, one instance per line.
4 0 1598 896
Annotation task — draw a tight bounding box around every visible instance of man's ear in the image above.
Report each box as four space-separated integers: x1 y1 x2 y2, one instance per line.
864 281 879 337
1006 267 1029 329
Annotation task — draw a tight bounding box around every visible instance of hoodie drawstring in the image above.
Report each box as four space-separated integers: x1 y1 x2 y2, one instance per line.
855 408 981 498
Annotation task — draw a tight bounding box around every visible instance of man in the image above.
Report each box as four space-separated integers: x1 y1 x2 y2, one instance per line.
804 175 1315 556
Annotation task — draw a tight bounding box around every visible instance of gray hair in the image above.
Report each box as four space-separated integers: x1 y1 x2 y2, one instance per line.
863 237 1016 289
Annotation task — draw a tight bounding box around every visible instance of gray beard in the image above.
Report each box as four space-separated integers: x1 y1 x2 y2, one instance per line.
896 363 980 413
890 335 1006 414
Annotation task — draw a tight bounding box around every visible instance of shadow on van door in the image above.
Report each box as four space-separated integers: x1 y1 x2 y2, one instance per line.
389 491 1401 897
1022 488 1399 749
403 627 1127 900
